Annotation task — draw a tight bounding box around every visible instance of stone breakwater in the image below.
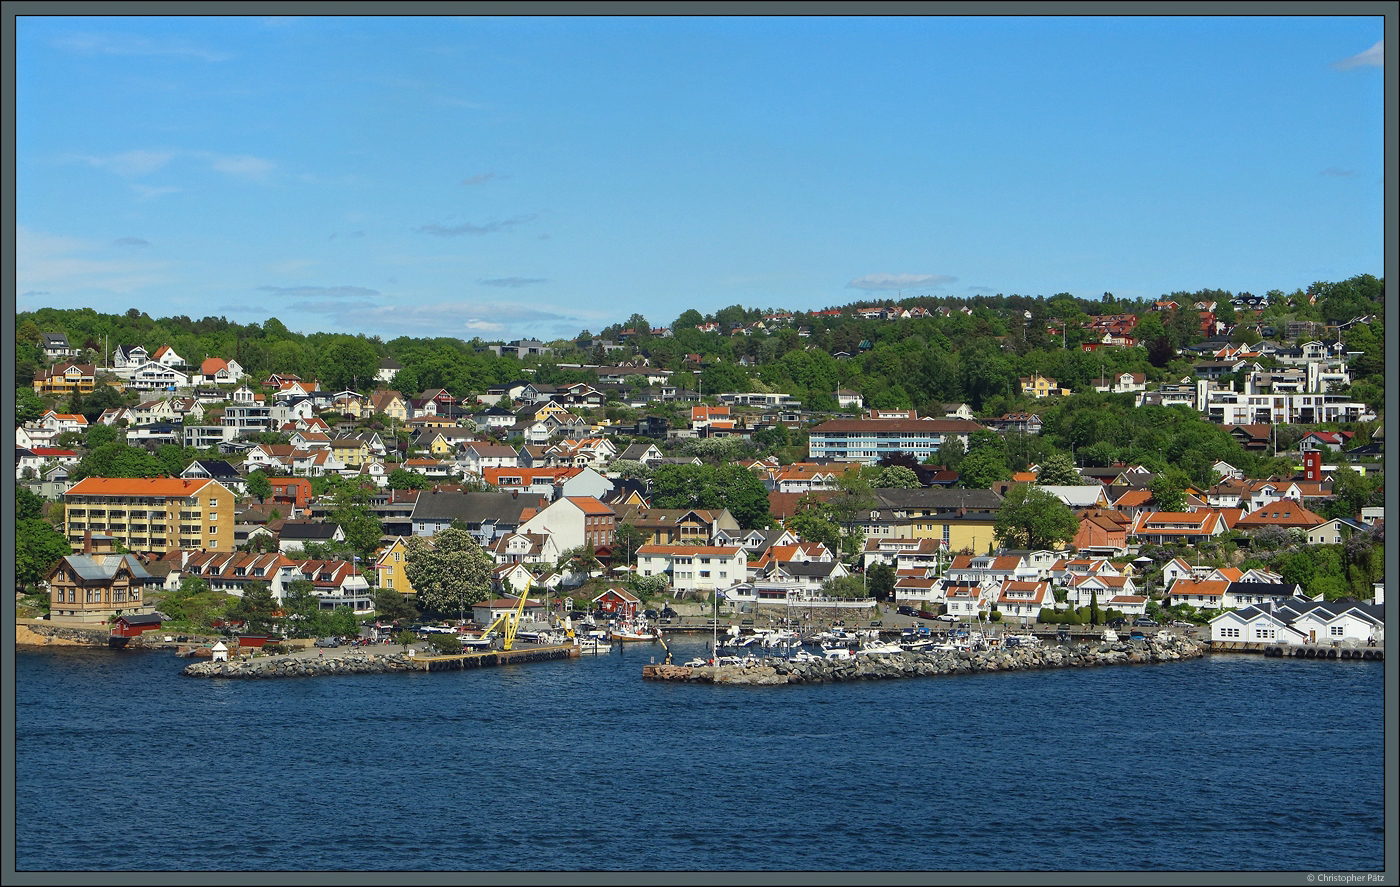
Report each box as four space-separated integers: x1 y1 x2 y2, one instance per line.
643 635 1207 685
183 652 420 678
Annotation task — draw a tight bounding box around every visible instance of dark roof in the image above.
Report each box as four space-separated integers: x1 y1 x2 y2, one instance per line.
276 521 341 541
1223 581 1298 597
410 491 535 525
871 488 1003 511
188 459 241 480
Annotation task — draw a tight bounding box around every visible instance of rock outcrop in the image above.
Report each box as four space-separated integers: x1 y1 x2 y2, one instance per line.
643 635 1206 685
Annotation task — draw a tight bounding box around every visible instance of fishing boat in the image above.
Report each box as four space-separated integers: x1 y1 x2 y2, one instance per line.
608 618 661 642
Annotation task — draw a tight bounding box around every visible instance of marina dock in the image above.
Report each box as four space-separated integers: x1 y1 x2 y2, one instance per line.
405 643 578 671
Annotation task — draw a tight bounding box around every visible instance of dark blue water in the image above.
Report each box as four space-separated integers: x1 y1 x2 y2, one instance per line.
14 636 1386 872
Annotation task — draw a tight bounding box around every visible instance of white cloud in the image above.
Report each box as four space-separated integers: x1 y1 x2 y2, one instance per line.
1334 40 1383 70
53 32 232 62
847 272 957 291
114 237 152 247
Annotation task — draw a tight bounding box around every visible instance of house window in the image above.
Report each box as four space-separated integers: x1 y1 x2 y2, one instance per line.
1330 626 1344 636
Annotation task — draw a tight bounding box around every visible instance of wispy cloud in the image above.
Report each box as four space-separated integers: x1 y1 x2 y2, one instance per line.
132 184 181 200
1321 167 1357 177
461 173 495 185
416 214 537 236
53 32 233 62
480 277 548 288
202 152 276 182
69 149 275 183
1334 40 1383 70
967 285 997 293
114 237 152 247
847 272 957 291
267 259 315 275
257 284 382 299
76 149 177 177
17 226 172 294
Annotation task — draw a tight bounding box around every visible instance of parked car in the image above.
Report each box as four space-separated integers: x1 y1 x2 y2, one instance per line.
1108 618 1128 629
643 609 659 619
660 607 678 619
897 605 917 616
314 637 340 648
1134 618 1159 627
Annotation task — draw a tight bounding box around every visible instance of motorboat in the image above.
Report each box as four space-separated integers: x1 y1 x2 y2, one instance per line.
576 637 611 654
858 641 905 656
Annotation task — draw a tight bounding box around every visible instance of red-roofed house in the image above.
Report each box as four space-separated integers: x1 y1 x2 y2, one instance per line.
198 357 245 385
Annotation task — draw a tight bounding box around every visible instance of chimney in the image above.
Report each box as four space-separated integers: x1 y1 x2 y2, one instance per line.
83 529 92 554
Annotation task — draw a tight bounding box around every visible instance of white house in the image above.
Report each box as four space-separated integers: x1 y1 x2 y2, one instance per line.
1210 597 1383 647
636 544 747 595
517 496 616 552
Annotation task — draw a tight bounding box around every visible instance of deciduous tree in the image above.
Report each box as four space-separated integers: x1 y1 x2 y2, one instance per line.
994 484 1078 551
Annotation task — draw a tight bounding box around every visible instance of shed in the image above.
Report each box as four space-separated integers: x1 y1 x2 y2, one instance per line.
210 641 229 662
110 613 163 638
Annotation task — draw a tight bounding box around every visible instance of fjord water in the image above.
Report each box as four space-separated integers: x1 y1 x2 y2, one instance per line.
15 637 1384 872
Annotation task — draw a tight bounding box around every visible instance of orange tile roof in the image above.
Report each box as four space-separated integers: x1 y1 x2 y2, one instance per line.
566 497 615 515
66 477 222 497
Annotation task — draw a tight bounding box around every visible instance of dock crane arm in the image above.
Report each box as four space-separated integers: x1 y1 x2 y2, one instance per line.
474 591 533 651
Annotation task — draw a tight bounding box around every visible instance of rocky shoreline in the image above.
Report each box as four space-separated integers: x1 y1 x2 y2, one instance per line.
643 634 1207 685
182 651 420 678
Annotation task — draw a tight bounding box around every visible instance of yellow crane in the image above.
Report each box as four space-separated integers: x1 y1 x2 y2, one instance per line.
473 590 533 652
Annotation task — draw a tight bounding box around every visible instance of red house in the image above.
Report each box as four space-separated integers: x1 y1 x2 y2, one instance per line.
592 586 641 618
269 477 312 510
111 613 163 638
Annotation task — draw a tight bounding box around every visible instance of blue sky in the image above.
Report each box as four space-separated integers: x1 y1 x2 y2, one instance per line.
15 15 1385 342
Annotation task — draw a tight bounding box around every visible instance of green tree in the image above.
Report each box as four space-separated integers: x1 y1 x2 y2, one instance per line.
404 528 492 620
958 446 1010 489
715 463 771 529
16 387 46 426
820 575 868 599
866 561 896 603
373 587 419 624
1149 474 1187 513
278 579 321 638
71 441 164 480
1034 452 1080 486
244 469 272 503
16 518 72 591
787 498 841 554
228 581 278 635
994 484 1079 551
1325 466 1372 520
612 522 650 565
327 487 384 560
387 468 431 490
874 465 921 489
318 335 381 392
